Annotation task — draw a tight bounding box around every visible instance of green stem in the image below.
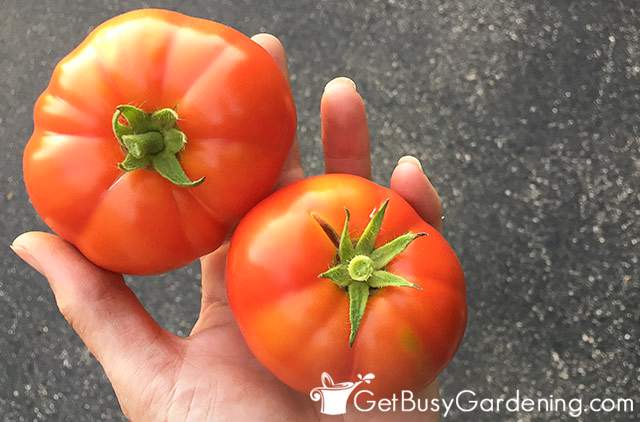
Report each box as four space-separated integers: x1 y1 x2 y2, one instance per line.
122 132 164 159
316 199 427 347
347 255 375 281
112 105 204 187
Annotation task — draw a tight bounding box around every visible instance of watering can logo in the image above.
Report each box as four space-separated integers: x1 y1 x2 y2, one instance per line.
309 372 375 415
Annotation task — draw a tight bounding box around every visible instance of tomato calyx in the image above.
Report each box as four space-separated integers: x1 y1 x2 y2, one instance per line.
317 199 426 346
112 105 205 187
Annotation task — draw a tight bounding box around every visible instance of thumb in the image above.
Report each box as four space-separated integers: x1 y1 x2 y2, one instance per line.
11 232 178 392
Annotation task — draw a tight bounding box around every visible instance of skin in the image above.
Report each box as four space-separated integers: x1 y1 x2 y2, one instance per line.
12 34 444 421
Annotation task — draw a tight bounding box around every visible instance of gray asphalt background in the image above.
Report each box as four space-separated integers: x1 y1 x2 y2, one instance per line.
1 0 639 421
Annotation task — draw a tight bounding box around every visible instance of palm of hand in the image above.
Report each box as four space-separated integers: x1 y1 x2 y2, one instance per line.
13 34 442 422
118 247 438 422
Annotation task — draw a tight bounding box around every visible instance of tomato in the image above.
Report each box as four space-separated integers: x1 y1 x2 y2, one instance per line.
23 9 296 275
226 174 466 396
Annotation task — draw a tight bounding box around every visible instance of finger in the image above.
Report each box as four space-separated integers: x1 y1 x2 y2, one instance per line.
10 232 175 381
321 77 371 178
251 33 303 186
390 156 443 231
252 33 288 76
196 34 300 332
277 142 304 187
193 242 229 334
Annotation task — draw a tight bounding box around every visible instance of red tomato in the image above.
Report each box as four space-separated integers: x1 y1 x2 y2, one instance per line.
23 9 296 274
226 174 467 396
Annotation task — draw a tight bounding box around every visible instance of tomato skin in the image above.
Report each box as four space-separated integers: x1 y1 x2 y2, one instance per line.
226 174 467 396
23 9 296 274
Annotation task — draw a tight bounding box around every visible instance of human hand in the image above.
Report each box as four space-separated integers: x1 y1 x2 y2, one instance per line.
12 34 443 421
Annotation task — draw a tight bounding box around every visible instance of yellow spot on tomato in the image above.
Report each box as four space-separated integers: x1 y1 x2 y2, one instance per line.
400 326 421 353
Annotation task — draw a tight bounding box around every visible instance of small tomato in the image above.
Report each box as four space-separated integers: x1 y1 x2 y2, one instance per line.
23 9 296 274
226 174 467 396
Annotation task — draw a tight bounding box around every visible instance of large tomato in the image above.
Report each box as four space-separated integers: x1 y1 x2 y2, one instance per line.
23 9 296 274
226 174 467 396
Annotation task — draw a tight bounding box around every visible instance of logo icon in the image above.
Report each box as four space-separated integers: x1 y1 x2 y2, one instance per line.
309 372 375 415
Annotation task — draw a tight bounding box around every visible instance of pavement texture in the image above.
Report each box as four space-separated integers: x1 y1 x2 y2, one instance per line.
0 1 638 421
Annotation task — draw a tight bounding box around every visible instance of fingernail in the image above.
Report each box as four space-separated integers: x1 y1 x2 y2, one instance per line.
398 155 423 171
324 77 357 93
10 243 44 275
